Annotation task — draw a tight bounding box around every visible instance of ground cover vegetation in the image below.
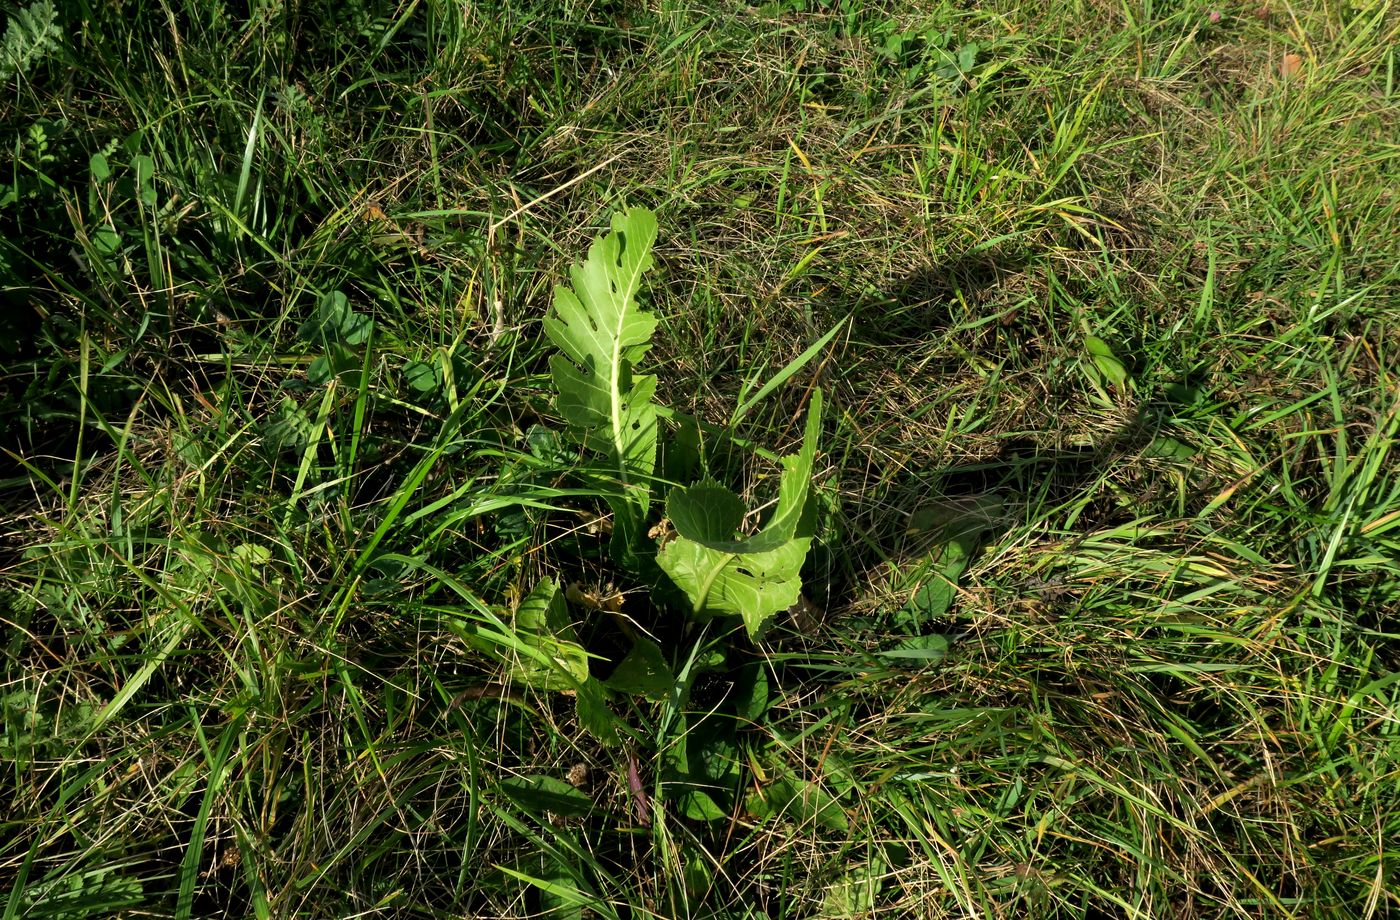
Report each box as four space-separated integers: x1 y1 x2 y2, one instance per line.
2 0 1398 916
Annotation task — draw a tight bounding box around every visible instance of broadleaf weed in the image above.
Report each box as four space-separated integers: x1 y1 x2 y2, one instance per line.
543 206 826 643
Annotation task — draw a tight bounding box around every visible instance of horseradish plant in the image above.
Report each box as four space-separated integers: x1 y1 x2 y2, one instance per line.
542 207 823 642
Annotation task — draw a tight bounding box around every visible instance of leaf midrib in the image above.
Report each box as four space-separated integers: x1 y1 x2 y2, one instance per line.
608 245 650 500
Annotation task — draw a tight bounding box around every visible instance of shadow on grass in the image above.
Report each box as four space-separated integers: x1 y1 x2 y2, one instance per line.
828 244 1033 347
804 251 1178 632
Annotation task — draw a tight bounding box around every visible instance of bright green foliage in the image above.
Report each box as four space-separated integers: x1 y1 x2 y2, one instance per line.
6 0 1398 915
509 577 589 691
658 391 822 639
0 0 59 84
545 208 826 641
1083 333 1130 394
544 208 660 559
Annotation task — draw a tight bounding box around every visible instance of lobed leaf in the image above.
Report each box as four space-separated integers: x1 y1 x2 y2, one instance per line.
656 536 809 639
543 208 660 559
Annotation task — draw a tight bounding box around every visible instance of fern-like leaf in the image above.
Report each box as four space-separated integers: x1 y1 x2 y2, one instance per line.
658 390 823 639
0 1 60 84
544 207 659 560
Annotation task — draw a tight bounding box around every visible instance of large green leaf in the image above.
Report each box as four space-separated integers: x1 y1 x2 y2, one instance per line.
665 482 744 543
654 538 809 639
658 392 822 639
668 390 821 555
543 207 659 558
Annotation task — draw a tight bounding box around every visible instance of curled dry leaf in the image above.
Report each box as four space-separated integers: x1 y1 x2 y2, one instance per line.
626 749 651 827
566 580 624 613
646 516 675 546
